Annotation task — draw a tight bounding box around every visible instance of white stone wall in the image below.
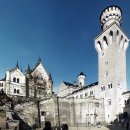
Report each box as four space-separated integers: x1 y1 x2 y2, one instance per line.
5 68 26 97
95 21 129 122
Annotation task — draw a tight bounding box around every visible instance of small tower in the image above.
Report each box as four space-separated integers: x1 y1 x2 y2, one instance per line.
95 6 129 123
25 65 32 78
25 65 32 97
77 72 86 87
46 73 53 96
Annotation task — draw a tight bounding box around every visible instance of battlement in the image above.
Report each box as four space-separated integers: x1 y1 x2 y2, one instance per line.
100 6 122 30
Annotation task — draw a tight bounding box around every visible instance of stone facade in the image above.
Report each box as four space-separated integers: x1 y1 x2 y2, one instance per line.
58 5 130 123
0 58 53 99
39 95 104 127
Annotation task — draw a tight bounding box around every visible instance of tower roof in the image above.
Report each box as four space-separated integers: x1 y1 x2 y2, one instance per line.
100 5 122 30
77 72 86 77
48 73 52 80
16 61 19 69
25 64 31 77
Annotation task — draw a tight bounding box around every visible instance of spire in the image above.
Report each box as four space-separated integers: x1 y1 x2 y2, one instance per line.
26 64 31 77
16 61 19 69
35 57 42 67
77 72 86 77
38 57 41 64
48 72 52 80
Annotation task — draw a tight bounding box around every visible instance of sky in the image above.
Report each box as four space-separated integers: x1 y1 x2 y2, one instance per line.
0 0 130 93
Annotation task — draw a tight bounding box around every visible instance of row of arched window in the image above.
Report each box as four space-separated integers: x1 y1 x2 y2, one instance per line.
125 99 129 104
14 89 20 94
13 77 20 83
96 30 128 52
101 83 113 91
75 90 94 99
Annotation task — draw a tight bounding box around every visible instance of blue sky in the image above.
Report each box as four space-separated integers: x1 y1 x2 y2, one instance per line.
0 0 130 93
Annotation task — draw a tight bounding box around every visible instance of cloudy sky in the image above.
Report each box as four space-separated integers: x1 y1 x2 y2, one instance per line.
0 0 130 92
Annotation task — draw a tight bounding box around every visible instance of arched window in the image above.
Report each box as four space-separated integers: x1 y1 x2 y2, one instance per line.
17 78 19 83
103 36 108 47
108 99 111 105
14 89 16 93
109 31 113 44
108 82 112 89
13 77 16 82
127 99 129 104
17 89 19 94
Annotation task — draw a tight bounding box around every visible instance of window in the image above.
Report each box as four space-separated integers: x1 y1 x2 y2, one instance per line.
13 77 16 82
108 99 111 105
85 92 88 97
127 99 129 104
102 52 105 57
101 86 105 91
80 94 83 99
90 91 93 95
0 83 3 87
17 78 19 83
108 82 112 89
105 61 108 66
14 89 16 93
17 89 19 94
105 71 108 77
117 81 120 86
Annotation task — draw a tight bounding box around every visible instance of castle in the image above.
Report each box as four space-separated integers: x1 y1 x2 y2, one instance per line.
0 5 130 127
0 58 53 99
58 5 130 123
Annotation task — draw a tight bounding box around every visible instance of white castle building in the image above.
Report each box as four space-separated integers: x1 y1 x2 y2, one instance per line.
0 58 53 99
58 5 130 123
0 5 130 127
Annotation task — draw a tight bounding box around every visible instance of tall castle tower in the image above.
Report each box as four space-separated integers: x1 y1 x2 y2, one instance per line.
95 6 129 122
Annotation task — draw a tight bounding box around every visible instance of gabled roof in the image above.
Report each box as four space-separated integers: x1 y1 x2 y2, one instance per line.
0 77 6 81
122 91 130 95
63 81 74 86
31 58 42 73
72 81 98 94
31 58 48 75
63 81 79 88
8 61 22 72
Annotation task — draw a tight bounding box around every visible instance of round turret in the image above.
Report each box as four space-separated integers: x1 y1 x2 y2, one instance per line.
77 72 86 87
100 6 122 30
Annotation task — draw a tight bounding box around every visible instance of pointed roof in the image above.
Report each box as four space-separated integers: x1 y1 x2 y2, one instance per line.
31 58 43 73
36 57 42 67
0 77 6 81
48 73 52 80
16 61 19 69
8 61 21 72
77 72 86 77
26 64 31 76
